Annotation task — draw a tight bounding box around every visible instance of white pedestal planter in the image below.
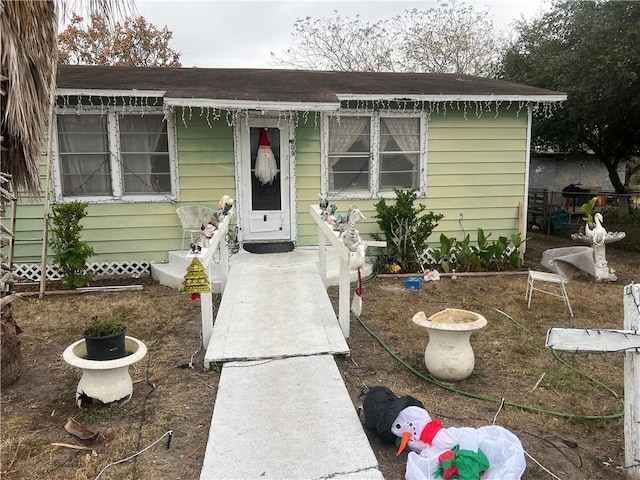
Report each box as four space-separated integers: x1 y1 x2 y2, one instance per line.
412 309 487 382
63 336 147 408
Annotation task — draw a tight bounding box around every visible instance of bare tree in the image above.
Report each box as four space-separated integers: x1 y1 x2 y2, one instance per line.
400 2 503 75
271 12 402 72
58 13 182 67
272 1 505 75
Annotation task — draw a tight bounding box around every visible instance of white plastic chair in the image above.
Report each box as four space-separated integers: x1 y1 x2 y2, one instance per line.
176 206 216 251
525 266 574 317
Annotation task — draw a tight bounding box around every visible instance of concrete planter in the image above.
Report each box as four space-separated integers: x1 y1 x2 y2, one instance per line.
412 309 487 382
63 336 147 407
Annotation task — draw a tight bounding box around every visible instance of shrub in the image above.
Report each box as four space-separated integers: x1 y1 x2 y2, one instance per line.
50 201 95 288
372 189 443 272
429 229 526 272
84 317 126 337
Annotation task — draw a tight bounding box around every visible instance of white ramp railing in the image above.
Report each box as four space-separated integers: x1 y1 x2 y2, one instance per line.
310 205 351 338
186 213 231 346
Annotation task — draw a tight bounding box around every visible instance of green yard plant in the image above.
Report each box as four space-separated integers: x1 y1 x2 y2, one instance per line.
49 201 95 288
84 316 125 338
372 189 443 272
430 228 525 272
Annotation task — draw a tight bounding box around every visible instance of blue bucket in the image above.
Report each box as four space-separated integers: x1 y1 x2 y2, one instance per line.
405 277 423 290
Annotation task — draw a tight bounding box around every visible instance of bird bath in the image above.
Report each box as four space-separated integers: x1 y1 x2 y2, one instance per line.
571 212 626 282
412 309 487 382
63 336 147 408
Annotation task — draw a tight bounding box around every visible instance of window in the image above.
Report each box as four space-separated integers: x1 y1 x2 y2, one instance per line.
326 113 424 197
55 110 175 201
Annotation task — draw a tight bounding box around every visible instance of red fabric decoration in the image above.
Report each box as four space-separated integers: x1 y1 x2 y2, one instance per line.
190 293 201 301
438 450 455 462
419 419 444 445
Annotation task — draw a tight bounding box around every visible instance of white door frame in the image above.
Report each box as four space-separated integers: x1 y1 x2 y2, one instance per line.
235 117 296 243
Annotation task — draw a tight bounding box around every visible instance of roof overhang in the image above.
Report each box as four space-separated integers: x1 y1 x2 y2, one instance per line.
57 88 167 98
164 97 341 112
336 94 568 103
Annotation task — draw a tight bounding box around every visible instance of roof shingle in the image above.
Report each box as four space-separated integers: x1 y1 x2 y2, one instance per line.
56 65 565 104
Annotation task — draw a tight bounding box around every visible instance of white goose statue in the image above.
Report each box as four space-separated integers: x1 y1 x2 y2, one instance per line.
584 212 607 246
571 211 626 281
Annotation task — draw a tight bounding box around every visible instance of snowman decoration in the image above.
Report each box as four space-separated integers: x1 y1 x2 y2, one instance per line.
391 406 526 480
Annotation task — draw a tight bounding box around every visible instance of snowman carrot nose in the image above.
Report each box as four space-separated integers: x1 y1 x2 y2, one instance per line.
396 431 412 456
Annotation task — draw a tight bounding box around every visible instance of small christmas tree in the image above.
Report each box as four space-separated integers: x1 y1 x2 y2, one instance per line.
179 257 212 300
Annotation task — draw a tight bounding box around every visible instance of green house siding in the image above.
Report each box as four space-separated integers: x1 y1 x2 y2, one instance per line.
424 109 528 244
300 109 529 249
8 109 236 264
294 117 323 246
175 112 236 205
5 104 530 266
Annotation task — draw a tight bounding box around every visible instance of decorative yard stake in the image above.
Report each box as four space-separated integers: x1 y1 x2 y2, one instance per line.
546 283 640 479
179 257 212 301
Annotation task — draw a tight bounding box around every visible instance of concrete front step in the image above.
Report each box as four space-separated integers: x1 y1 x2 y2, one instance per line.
199 355 383 480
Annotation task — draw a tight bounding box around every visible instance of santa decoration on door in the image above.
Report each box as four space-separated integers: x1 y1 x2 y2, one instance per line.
255 128 278 185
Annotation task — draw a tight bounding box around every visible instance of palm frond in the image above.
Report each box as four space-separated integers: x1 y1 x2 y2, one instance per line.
1 0 57 197
0 0 133 198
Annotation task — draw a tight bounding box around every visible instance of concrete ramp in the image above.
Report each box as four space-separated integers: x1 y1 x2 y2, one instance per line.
205 262 349 363
200 355 382 480
200 252 382 480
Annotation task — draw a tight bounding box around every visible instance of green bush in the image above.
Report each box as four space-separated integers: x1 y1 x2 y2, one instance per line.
429 228 526 273
372 189 443 272
50 201 95 288
84 316 125 337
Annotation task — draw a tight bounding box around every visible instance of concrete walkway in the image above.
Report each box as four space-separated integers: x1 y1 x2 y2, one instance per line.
199 251 383 480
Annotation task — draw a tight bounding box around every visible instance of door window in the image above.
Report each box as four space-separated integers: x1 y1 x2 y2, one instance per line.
250 127 281 210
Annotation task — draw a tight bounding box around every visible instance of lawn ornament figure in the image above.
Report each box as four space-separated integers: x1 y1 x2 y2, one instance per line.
342 205 366 253
571 211 626 282
200 216 218 247
319 194 329 220
361 387 424 445
218 195 234 216
392 406 526 480
584 212 607 246
342 205 366 314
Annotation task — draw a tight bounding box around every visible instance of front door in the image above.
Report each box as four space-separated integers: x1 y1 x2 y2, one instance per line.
237 119 294 242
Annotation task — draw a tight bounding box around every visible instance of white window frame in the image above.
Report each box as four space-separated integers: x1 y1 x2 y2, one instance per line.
321 111 427 199
52 106 178 203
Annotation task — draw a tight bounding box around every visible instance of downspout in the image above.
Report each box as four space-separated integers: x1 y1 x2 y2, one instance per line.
521 103 534 256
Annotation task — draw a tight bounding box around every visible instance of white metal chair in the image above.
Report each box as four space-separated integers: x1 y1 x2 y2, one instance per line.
525 266 574 317
176 206 216 251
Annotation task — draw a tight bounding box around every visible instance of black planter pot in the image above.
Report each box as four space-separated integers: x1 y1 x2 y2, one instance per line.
83 328 127 360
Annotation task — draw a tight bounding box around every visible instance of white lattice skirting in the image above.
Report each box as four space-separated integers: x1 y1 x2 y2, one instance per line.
14 261 151 282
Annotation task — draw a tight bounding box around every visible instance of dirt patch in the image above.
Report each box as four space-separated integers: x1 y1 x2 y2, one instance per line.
2 281 218 480
1 232 638 479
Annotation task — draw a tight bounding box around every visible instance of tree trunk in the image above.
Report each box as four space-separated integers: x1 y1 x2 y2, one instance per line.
601 157 630 214
1 301 22 386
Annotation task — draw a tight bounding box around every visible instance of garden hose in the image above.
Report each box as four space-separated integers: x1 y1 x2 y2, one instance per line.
351 308 624 420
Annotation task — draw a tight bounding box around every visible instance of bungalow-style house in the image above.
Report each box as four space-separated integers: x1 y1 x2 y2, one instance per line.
7 65 565 279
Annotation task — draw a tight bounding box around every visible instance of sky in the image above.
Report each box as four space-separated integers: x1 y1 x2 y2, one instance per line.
135 0 550 69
